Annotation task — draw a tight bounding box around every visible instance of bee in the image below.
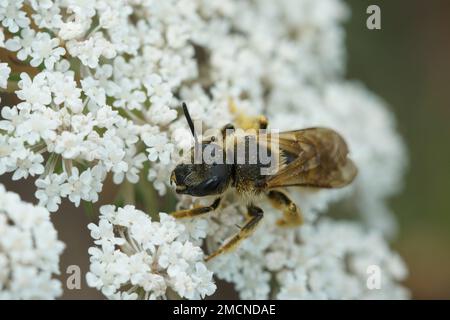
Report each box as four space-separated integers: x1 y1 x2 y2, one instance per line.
170 102 357 261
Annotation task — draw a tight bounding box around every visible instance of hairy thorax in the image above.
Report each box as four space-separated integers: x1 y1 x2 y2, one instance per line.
223 131 286 200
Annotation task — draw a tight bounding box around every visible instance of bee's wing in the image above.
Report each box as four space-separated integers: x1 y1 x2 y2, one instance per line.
261 128 357 189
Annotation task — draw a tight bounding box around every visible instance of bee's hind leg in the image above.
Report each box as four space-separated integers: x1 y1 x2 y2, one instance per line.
221 123 235 138
205 205 264 262
267 190 303 227
257 115 268 130
171 197 221 219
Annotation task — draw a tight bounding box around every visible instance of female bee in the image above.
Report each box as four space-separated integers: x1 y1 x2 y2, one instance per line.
170 103 357 261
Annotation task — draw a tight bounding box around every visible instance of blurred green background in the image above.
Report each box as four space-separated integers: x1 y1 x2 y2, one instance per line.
1 0 449 299
346 0 450 298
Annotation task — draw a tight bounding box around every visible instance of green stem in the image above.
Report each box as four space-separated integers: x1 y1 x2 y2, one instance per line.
122 180 135 205
82 201 96 221
137 171 159 219
43 153 59 177
0 81 19 93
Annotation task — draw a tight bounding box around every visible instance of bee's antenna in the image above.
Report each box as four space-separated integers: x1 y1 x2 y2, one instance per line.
182 102 199 145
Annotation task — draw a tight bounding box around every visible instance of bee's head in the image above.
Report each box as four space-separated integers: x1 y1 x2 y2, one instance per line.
172 102 233 196
170 143 232 196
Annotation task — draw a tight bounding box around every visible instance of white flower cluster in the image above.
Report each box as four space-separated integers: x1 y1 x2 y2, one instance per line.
206 205 408 299
275 225 408 300
0 0 197 212
0 184 65 299
86 205 216 300
1 0 409 300
0 0 396 215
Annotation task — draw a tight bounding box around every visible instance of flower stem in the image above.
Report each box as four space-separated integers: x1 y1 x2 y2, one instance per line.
122 180 135 205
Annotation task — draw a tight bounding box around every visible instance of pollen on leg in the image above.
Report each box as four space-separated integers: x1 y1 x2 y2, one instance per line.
258 115 268 130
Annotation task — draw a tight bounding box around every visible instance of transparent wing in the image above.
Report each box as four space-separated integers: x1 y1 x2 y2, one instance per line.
261 128 357 189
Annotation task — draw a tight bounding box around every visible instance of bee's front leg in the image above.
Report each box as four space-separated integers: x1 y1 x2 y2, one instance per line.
267 190 303 227
205 205 264 262
171 197 221 219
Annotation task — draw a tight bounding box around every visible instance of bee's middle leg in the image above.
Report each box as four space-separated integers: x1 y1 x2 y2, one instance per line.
267 190 303 227
205 205 264 262
171 197 221 219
